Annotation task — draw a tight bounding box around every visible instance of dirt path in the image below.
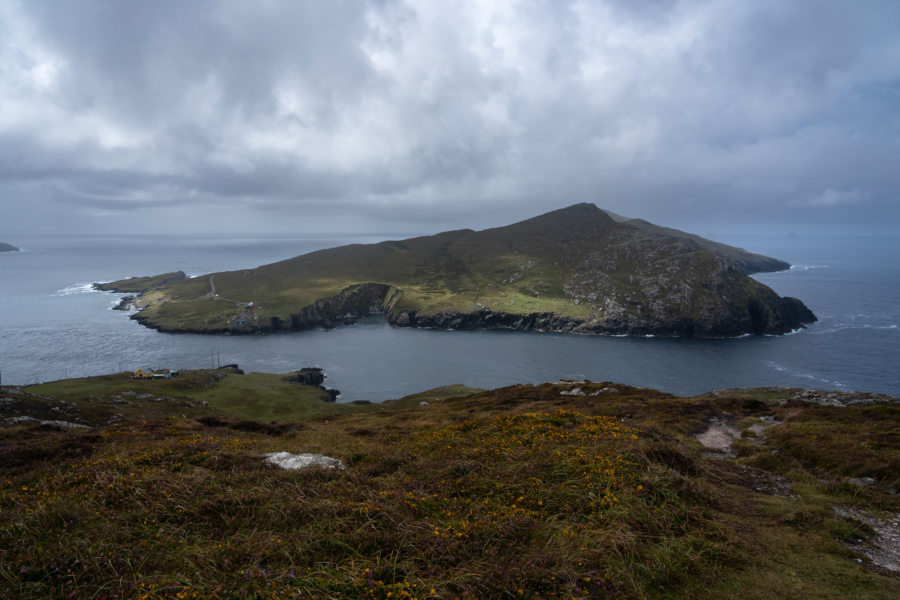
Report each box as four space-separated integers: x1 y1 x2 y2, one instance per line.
696 417 741 455
697 417 899 576
834 507 900 574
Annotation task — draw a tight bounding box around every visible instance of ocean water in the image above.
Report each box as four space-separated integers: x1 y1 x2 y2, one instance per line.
1 233 898 401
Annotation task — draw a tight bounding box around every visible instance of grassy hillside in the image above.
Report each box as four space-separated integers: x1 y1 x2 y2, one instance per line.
1 378 898 599
12 369 349 425
108 204 814 337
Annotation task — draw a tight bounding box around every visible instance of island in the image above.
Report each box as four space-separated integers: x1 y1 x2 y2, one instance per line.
0 242 19 252
97 203 816 337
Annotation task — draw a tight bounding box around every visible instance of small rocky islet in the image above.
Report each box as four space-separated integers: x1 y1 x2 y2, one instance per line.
95 204 817 338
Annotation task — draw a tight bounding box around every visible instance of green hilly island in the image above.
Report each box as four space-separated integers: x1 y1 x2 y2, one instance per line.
1 371 898 599
97 204 815 337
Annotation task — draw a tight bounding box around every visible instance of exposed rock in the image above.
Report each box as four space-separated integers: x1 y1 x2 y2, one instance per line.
3 416 90 429
283 368 326 386
113 295 136 311
834 506 900 573
263 452 345 471
283 368 340 402
696 417 741 456
788 390 899 407
590 387 620 396
738 464 795 497
848 477 878 487
560 387 585 396
602 212 791 275
41 421 91 429
4 416 37 425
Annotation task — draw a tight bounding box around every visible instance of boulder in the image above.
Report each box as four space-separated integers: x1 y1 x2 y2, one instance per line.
263 452 345 470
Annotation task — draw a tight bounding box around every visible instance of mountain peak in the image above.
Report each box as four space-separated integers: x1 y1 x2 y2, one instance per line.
496 203 613 233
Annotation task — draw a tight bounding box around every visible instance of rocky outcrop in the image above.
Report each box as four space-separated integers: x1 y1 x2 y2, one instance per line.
282 368 325 386
112 295 136 311
284 283 400 331
0 242 19 252
282 368 340 402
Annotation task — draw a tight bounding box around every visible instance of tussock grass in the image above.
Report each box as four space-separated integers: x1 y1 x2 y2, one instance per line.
1 382 898 598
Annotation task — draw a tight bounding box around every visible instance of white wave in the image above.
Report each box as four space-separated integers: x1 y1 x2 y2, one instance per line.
764 327 804 337
764 360 848 389
818 323 899 334
54 282 102 296
788 264 831 271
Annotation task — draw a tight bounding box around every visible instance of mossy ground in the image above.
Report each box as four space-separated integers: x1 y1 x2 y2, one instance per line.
1 381 898 599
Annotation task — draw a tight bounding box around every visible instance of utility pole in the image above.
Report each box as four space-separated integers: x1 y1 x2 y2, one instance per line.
210 348 214 369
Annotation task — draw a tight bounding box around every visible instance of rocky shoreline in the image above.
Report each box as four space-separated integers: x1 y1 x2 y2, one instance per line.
386 297 815 337
127 288 815 338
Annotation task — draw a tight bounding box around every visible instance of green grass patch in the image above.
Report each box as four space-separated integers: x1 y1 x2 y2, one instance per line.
22 370 353 425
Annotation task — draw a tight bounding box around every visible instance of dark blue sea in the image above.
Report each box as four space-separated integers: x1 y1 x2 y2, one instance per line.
1 233 898 400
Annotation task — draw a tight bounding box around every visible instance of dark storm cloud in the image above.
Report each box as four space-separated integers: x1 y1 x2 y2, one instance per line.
1 0 898 234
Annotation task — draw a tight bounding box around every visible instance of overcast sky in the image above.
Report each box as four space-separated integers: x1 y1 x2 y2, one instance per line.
1 0 898 237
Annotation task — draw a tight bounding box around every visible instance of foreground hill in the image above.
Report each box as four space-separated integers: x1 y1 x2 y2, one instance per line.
101 204 816 337
1 374 898 599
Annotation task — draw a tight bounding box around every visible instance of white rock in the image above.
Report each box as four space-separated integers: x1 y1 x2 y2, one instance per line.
263 452 345 471
4 416 37 424
41 420 91 429
560 387 585 396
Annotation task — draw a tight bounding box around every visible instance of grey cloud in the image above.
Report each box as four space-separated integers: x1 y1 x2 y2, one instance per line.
0 0 898 236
